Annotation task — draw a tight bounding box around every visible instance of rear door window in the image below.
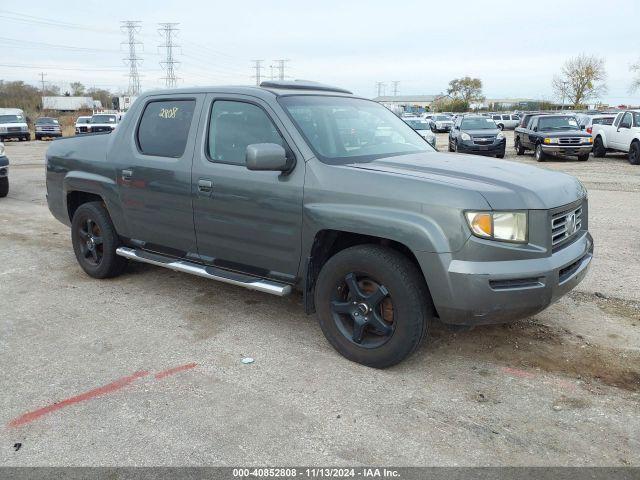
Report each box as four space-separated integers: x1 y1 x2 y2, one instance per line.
502 115 510 120
137 99 196 157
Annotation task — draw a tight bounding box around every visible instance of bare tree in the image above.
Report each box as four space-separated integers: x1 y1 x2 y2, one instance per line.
631 59 640 93
447 77 485 104
552 54 606 107
70 82 86 96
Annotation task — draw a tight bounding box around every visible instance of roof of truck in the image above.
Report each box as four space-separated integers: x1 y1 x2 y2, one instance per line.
142 80 355 100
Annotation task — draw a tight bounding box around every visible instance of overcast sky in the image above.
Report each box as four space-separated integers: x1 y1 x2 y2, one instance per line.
1 0 639 105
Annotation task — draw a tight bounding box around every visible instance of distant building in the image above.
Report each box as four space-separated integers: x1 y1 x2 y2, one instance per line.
41 96 100 112
373 94 450 113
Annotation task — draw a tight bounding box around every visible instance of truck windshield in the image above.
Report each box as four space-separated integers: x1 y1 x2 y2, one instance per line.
279 96 432 164
0 115 25 124
404 120 430 130
538 116 579 131
461 117 496 130
91 115 117 124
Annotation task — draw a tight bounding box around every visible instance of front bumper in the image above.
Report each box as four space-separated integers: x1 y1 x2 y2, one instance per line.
418 231 593 326
457 139 506 156
433 124 452 132
0 156 9 177
35 131 62 137
542 144 592 156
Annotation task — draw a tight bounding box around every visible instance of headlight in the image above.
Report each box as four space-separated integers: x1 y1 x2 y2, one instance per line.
0 144 5 156
496 132 505 139
582 137 593 144
465 211 528 243
461 132 471 141
543 137 559 144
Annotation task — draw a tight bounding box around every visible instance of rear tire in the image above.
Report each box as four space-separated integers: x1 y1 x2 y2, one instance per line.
515 137 525 156
629 142 640 165
578 153 589 162
0 177 8 198
496 152 505 159
535 143 547 162
71 201 127 279
315 245 432 368
593 136 606 158
497 124 504 131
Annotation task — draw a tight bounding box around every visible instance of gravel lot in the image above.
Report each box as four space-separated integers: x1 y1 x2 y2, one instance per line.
1 135 639 466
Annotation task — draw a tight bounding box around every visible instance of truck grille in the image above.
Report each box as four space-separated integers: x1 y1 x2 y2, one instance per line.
551 205 583 247
473 136 494 145
558 137 581 145
7 127 21 133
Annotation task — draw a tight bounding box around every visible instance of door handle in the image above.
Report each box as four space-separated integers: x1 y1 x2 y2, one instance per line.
198 179 213 193
121 169 133 181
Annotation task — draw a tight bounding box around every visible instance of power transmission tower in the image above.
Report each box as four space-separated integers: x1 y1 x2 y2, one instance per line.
121 21 143 96
251 60 264 86
375 81 386 97
158 23 180 88
391 81 400 96
273 59 289 81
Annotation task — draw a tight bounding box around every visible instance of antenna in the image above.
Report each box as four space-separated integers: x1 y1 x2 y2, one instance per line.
158 22 181 88
121 21 143 96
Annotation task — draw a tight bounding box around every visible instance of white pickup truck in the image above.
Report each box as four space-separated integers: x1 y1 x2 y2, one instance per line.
592 110 640 165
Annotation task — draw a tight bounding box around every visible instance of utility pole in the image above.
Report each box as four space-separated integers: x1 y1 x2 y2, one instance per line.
375 81 386 97
273 59 289 81
39 72 47 95
269 64 276 80
391 80 400 96
251 60 264 86
158 23 180 88
121 21 143 96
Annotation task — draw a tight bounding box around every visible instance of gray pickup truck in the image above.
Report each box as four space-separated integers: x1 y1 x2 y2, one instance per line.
45 80 593 368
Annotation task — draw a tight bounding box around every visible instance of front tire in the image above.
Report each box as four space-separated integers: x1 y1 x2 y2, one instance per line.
71 202 127 279
535 143 547 162
0 177 8 198
314 245 432 368
578 153 590 162
629 142 640 165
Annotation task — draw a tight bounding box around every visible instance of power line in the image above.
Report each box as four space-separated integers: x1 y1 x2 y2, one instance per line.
121 21 143 96
251 60 264 86
158 23 180 88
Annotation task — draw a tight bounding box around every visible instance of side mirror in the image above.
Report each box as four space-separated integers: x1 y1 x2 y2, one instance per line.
246 143 290 172
533 126 538 132
620 121 631 129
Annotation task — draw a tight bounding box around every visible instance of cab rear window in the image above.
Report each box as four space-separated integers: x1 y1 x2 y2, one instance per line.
137 100 195 157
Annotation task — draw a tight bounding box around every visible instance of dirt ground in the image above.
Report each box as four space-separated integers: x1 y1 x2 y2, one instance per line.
0 135 639 466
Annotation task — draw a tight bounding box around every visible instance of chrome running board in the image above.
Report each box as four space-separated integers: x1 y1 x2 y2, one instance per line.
116 247 292 296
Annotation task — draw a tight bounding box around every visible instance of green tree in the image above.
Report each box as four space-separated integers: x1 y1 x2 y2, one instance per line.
447 77 484 104
552 54 606 108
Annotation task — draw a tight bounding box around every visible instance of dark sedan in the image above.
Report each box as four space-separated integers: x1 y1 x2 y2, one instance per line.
448 115 506 158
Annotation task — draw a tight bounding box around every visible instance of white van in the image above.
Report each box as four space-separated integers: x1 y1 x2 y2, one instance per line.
0 108 30 141
490 113 520 130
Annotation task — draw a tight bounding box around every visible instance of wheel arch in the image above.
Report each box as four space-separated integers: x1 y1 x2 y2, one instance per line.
303 229 436 316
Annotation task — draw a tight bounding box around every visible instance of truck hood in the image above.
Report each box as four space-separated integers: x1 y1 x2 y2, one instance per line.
539 130 591 138
346 152 585 210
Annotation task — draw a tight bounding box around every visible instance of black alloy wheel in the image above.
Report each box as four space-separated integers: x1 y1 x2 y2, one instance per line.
330 272 395 348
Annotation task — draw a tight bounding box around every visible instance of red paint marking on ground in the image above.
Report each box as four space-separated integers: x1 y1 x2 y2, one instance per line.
154 362 197 380
8 370 149 428
502 367 536 379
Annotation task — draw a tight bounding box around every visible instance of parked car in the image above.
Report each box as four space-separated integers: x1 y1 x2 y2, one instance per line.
34 117 63 140
75 116 92 135
448 115 505 158
592 110 640 165
45 80 593 368
577 114 617 135
514 114 592 161
402 117 437 148
0 108 30 142
88 113 119 133
430 114 454 132
0 141 8 197
490 113 520 130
